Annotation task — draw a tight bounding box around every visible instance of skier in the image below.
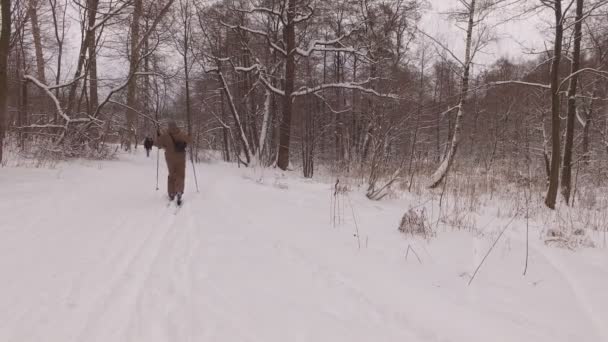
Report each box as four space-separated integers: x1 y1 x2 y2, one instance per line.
143 136 153 157
154 121 192 205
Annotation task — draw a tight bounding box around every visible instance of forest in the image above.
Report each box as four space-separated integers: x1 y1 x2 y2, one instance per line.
1 0 608 211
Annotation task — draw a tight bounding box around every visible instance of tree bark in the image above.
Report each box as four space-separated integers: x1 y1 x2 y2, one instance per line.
28 0 46 83
545 0 563 209
277 0 296 170
429 0 476 188
182 0 192 138
560 0 584 204
125 0 143 150
66 0 98 116
87 0 99 116
0 0 11 163
49 0 66 103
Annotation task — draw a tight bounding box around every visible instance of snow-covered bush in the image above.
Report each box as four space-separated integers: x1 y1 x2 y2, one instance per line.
398 208 434 239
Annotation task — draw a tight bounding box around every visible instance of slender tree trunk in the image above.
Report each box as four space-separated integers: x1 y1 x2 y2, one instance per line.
217 66 251 164
219 86 230 162
49 0 66 104
277 0 296 170
29 0 46 83
408 51 425 190
17 34 27 149
87 0 99 116
183 6 192 138
560 0 584 204
582 93 595 165
66 0 98 116
0 0 11 163
545 0 563 209
429 0 476 188
125 0 143 150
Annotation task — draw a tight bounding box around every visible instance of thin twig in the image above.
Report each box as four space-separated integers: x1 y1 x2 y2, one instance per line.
469 211 520 286
405 244 422 264
346 193 361 249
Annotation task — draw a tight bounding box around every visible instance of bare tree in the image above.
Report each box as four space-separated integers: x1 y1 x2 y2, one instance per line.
544 0 565 209
427 0 479 188
560 0 584 204
48 0 67 98
28 0 46 83
0 0 10 162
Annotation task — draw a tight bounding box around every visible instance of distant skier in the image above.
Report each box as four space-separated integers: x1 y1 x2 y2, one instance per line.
154 121 191 205
143 137 154 157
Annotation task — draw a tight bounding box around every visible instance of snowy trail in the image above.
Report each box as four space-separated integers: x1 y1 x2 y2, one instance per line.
1 152 607 342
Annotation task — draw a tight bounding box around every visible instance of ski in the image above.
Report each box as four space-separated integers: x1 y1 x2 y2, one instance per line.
173 200 183 215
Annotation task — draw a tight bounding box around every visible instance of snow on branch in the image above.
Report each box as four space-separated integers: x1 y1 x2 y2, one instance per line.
24 75 71 123
18 124 65 130
292 82 400 99
295 29 362 57
259 75 286 97
558 68 608 91
439 105 461 118
235 64 262 72
296 46 363 58
294 5 314 23
489 81 551 89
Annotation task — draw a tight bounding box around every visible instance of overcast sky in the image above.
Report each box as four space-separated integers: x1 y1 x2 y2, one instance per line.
421 0 547 66
59 0 550 85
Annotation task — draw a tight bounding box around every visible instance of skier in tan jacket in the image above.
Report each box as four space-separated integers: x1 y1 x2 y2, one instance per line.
154 120 191 205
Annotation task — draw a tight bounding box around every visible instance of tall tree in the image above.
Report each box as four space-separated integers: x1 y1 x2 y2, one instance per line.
125 0 143 149
28 0 46 83
0 0 10 163
277 0 297 170
428 0 477 188
560 0 584 204
87 0 99 115
544 0 564 209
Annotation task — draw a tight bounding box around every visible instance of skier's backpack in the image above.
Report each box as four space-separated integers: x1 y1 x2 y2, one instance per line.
169 133 187 153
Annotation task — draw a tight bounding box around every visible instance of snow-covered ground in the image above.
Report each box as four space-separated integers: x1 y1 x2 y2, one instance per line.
1 151 607 342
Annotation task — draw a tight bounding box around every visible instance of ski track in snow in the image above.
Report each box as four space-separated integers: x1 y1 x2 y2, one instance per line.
1 151 607 342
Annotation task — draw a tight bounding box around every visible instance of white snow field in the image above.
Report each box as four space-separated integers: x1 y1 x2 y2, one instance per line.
1 151 608 342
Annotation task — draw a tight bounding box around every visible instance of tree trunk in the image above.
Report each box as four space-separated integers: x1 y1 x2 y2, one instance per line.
560 0 583 204
219 87 230 162
581 94 595 165
66 0 98 116
217 66 251 164
49 0 66 104
29 0 46 83
125 0 143 150
0 0 11 163
277 0 296 170
545 0 563 209
408 50 425 190
183 6 192 138
87 0 99 116
429 0 476 188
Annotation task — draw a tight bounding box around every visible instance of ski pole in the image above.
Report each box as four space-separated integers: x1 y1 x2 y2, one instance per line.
190 147 200 193
156 147 160 191
155 122 160 191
